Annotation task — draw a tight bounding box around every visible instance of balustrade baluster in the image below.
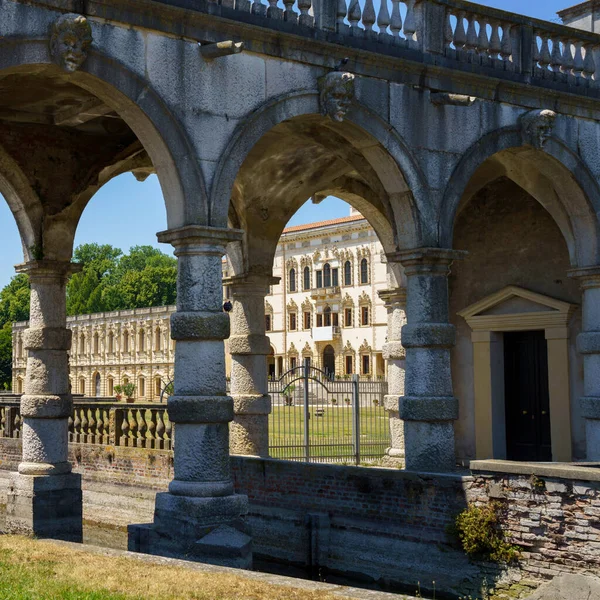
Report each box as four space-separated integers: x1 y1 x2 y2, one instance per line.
390 0 402 40
96 409 104 445
550 37 563 73
478 18 490 58
165 414 173 451
465 14 478 54
156 411 166 450
377 0 390 40
444 10 453 50
348 0 361 33
298 0 314 27
336 0 347 32
453 12 467 50
81 409 89 444
539 35 551 71
573 42 584 79
136 409 146 448
235 0 251 14
489 21 501 60
147 410 157 449
68 415 74 443
500 23 513 67
73 409 81 443
404 0 417 45
128 409 137 447
0 408 6 438
583 44 597 83
13 413 20 439
88 408 97 445
119 409 129 446
251 0 267 17
266 0 282 19
532 34 541 70
362 0 376 33
562 38 574 76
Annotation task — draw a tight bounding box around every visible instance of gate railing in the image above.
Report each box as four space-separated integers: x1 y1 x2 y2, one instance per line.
268 359 389 464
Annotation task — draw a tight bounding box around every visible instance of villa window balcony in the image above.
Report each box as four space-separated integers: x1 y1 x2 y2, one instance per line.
310 286 341 300
312 326 341 342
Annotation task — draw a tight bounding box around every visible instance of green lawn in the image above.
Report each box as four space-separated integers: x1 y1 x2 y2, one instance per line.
269 405 390 461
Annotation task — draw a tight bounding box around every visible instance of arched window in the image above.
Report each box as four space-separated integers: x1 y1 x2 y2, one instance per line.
303 266 311 291
289 268 296 293
344 260 352 286
123 331 129 353
107 376 114 397
324 306 332 327
79 377 86 395
138 377 146 398
155 377 162 397
323 263 331 288
93 332 99 355
138 329 145 352
155 327 161 351
79 334 85 354
16 378 23 394
360 258 369 284
17 337 23 358
94 372 101 396
108 331 114 354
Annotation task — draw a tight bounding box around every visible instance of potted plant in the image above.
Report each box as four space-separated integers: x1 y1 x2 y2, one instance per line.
122 382 136 403
344 397 351 406
114 384 123 402
282 384 296 406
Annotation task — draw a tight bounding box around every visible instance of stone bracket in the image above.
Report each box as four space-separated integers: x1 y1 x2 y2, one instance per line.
399 396 459 421
168 395 234 423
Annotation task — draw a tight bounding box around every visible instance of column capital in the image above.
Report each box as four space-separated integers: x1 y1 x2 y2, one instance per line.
378 287 407 307
224 272 280 294
157 225 243 254
15 260 82 283
387 248 467 276
568 265 600 288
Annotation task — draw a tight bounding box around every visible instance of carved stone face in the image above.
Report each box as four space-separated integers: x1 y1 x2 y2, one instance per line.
520 109 557 150
50 14 92 73
318 71 355 123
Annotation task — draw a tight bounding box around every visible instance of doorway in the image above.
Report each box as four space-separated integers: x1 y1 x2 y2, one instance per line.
323 345 335 378
504 330 552 461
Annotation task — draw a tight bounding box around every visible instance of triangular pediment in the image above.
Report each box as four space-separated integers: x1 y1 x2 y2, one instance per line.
458 286 575 321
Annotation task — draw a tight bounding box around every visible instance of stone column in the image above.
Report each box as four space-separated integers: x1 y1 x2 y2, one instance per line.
378 288 407 467
226 274 278 457
6 260 82 541
397 248 463 472
129 225 252 569
569 266 600 460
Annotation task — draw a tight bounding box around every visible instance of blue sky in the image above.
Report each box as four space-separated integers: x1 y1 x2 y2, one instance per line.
0 0 575 288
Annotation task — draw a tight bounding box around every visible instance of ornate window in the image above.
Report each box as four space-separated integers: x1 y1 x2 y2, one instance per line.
360 258 369 284
345 307 353 327
155 377 162 397
123 331 129 353
79 333 85 354
93 332 99 355
361 306 370 326
108 331 114 354
303 266 311 291
155 326 162 351
345 355 353 375
362 354 370 375
332 267 339 287
289 312 297 331
138 376 145 398
323 263 331 287
289 268 296 293
316 270 323 288
138 328 145 352
344 260 352 286
265 314 272 332
79 377 86 395
324 306 332 327
107 376 114 397
304 312 311 329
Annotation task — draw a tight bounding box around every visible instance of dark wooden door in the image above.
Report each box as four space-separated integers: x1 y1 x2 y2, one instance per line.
323 345 335 378
504 331 552 461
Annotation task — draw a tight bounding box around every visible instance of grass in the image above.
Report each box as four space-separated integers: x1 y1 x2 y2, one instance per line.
0 536 343 600
269 405 389 461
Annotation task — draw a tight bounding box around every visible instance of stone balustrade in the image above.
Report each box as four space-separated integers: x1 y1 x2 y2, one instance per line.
188 0 600 94
0 401 173 451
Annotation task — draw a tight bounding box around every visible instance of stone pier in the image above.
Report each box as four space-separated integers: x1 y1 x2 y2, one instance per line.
226 274 278 458
5 260 82 541
129 226 252 569
396 249 463 472
569 266 600 461
379 287 407 467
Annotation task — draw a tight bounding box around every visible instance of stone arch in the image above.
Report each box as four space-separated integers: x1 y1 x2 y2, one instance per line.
211 90 431 274
439 127 600 267
0 37 207 239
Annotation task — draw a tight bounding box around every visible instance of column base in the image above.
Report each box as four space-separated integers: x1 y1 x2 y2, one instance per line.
128 491 252 569
404 421 456 472
5 472 82 542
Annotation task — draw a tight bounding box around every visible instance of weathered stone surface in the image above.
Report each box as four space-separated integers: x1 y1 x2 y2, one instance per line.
20 395 72 419
523 575 600 600
167 395 234 423
170 311 230 341
23 327 71 351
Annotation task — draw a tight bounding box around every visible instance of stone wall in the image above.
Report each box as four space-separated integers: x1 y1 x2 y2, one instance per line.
1 438 599 598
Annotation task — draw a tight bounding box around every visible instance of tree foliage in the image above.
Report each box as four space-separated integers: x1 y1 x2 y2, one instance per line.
0 244 177 389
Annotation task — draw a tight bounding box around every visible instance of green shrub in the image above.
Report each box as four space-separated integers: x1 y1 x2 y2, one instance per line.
452 502 520 564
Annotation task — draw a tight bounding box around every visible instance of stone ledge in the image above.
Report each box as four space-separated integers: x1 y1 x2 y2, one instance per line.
23 327 72 351
228 334 272 356
20 395 72 419
170 312 230 341
401 323 455 349
470 459 600 483
168 395 233 423
399 396 459 421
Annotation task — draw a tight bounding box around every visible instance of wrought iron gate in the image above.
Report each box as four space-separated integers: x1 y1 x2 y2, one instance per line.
268 360 390 464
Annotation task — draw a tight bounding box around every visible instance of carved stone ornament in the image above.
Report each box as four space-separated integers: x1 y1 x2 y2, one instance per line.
318 71 356 123
50 14 93 73
519 109 557 150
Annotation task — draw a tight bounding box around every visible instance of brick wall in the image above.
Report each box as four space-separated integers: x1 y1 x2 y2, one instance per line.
469 470 600 583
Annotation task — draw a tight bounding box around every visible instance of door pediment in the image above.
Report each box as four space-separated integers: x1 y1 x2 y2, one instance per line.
458 286 577 332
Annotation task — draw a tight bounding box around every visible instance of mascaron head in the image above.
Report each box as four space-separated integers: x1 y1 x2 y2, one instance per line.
520 109 557 150
50 14 93 73
318 71 355 123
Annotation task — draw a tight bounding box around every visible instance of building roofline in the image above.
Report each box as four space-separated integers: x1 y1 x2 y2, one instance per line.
281 214 366 235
